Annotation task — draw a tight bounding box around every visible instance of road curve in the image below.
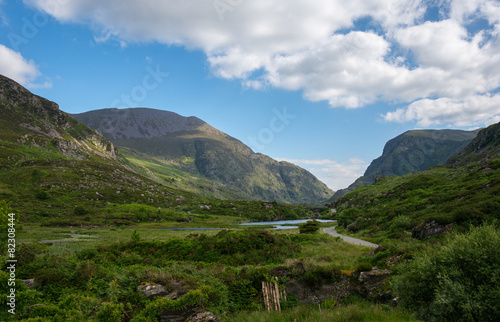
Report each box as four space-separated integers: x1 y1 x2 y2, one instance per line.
323 227 378 248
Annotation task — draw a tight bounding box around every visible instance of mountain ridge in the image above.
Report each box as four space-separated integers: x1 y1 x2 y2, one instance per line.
330 129 479 200
73 108 334 205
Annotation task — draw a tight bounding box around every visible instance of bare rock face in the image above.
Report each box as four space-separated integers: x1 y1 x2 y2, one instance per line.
412 221 453 239
285 275 359 305
137 283 169 299
22 278 38 289
358 268 393 301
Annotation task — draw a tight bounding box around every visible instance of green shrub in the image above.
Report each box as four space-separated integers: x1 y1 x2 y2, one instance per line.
96 302 124 321
73 205 89 216
391 215 412 230
299 220 320 234
393 225 500 320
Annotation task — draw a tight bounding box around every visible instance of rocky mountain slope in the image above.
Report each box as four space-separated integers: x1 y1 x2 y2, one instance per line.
329 122 500 240
331 129 478 200
73 108 333 205
0 75 117 163
0 74 313 225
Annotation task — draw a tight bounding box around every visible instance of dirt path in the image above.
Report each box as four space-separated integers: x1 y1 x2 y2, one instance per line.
323 227 378 248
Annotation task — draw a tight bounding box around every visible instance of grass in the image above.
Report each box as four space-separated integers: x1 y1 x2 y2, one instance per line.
17 221 370 269
223 301 420 321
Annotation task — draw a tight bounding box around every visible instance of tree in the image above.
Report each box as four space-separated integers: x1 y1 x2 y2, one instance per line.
393 225 500 321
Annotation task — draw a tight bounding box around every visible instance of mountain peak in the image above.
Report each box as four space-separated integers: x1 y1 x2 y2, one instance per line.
0 74 59 111
72 108 208 140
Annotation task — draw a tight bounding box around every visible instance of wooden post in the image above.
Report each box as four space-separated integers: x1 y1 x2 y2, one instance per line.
262 277 283 312
262 281 270 312
274 279 281 312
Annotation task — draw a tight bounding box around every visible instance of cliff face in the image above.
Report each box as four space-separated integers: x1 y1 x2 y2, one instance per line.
74 108 334 205
330 129 478 200
447 122 500 165
0 74 116 162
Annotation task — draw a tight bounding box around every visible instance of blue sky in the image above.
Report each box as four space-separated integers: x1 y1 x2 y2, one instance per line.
1 0 499 190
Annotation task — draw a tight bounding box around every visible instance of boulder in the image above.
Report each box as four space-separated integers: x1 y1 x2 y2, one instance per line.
358 268 393 301
137 283 169 299
412 221 452 239
22 278 38 288
186 310 221 322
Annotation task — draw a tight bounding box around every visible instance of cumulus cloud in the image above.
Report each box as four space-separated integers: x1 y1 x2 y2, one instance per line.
384 94 500 127
277 157 368 190
0 44 50 88
23 0 500 125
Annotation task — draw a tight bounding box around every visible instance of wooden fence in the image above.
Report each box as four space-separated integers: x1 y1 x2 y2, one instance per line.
262 277 287 312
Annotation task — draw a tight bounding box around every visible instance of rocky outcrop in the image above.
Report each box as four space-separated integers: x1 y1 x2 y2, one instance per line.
412 221 453 239
284 268 393 305
0 74 117 162
285 275 357 305
185 310 221 322
358 268 393 301
330 129 478 201
137 283 169 299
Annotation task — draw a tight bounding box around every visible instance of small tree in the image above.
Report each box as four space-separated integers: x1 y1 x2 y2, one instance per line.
299 220 320 234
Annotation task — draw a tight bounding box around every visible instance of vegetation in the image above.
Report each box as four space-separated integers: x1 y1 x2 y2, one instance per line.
0 226 376 321
1 74 500 320
330 158 500 242
299 219 320 234
393 225 500 321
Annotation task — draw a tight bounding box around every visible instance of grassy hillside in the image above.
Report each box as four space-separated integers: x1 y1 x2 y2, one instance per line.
331 129 478 200
328 123 500 243
0 75 314 226
74 108 334 205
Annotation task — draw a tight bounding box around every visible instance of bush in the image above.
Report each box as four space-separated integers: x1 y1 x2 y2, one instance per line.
299 220 320 234
393 225 500 320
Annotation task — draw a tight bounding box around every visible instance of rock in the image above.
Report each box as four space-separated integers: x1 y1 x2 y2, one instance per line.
186 310 221 322
391 296 400 307
369 245 385 256
358 268 393 301
412 220 453 239
159 306 199 322
137 283 169 299
22 278 38 288
165 291 179 300
285 275 357 305
263 202 274 209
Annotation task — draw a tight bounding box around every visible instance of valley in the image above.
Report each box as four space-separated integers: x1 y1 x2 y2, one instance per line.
1 73 499 321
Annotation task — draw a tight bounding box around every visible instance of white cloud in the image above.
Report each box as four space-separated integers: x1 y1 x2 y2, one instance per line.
277 157 368 190
23 0 500 125
0 44 50 88
384 94 500 127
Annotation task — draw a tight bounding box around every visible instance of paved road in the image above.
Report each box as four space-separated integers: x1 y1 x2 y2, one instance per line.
323 227 378 248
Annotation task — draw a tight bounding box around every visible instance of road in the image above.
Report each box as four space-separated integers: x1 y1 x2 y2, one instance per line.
323 227 379 248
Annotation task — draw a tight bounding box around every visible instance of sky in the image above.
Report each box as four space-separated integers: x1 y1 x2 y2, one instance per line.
0 0 499 191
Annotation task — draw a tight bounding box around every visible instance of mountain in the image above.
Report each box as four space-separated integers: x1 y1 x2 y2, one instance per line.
73 108 333 205
0 74 117 163
447 122 500 166
0 74 314 225
330 129 479 200
329 122 500 240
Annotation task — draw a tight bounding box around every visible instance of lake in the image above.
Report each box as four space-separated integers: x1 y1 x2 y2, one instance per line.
239 219 336 229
